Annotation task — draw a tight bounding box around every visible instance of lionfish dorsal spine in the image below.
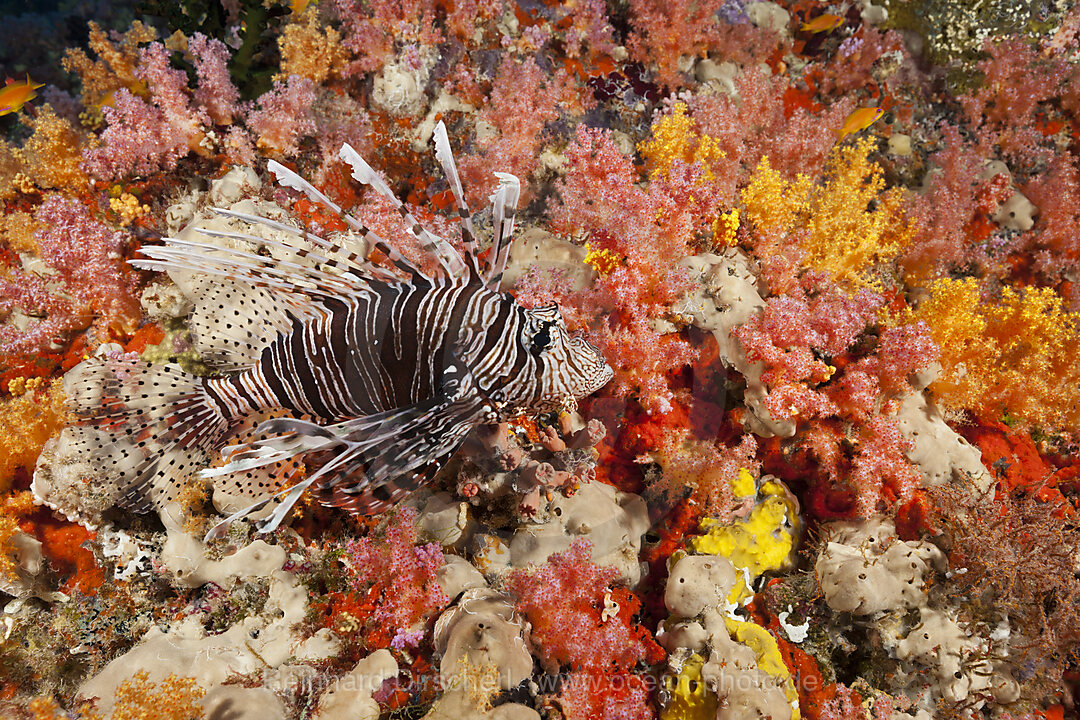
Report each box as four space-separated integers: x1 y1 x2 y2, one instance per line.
339 143 468 281
202 210 390 286
432 121 482 274
487 171 521 290
267 160 359 231
267 160 432 283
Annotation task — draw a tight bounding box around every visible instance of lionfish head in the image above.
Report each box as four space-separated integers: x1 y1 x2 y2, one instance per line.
520 304 613 409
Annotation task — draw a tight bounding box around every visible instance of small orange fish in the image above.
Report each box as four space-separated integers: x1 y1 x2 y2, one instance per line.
800 14 843 33
835 106 884 139
0 74 44 117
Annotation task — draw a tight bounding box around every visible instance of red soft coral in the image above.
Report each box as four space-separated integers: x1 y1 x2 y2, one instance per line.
503 539 661 675
558 669 655 720
343 506 449 651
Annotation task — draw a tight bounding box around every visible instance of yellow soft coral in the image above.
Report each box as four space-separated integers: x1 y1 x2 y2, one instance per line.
109 192 151 225
277 7 350 83
639 103 726 182
0 211 40 253
803 139 913 286
583 242 621 276
913 278 1080 427
28 697 103 720
713 208 740 247
741 142 912 288
741 156 812 239
0 381 69 493
10 105 94 193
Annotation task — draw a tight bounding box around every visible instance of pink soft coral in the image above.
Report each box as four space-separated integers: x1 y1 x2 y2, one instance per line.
189 33 240 125
1022 155 1080 281
343 506 449 651
899 125 993 282
81 89 188 180
687 69 856 196
503 539 658 674
245 75 317 157
1 194 140 356
457 57 582 208
522 127 718 414
626 0 783 88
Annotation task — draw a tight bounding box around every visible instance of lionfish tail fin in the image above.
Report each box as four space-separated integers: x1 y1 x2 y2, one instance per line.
64 357 232 513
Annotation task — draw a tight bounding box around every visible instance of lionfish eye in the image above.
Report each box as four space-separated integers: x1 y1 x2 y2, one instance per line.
529 320 556 357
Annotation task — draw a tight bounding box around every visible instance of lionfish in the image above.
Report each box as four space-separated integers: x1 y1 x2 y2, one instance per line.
66 123 613 536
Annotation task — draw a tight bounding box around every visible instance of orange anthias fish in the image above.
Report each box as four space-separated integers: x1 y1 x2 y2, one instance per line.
0 75 44 117
836 106 884 139
800 14 844 33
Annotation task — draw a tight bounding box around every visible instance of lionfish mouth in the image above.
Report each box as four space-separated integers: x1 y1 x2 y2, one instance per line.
583 362 614 396
575 341 614 397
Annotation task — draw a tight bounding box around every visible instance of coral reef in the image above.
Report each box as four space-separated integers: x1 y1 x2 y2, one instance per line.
1 1 1079 719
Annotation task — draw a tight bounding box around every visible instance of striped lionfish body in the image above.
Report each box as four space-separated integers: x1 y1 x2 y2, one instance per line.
66 123 612 536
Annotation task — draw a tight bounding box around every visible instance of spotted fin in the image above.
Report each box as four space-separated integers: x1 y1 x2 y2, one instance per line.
175 278 291 371
203 356 486 536
64 357 231 513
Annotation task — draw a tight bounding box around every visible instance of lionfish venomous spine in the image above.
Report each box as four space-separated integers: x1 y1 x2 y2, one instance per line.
65 123 612 536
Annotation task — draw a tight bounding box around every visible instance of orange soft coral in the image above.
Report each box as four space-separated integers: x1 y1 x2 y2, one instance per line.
0 492 36 585
915 278 1080 428
9 105 94 194
61 21 157 109
0 381 68 493
277 7 350 84
112 671 205 720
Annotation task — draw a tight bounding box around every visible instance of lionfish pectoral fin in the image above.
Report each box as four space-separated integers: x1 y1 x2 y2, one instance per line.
202 419 343 477
320 453 451 516
308 359 488 514
206 362 488 535
204 473 320 541
201 416 359 540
